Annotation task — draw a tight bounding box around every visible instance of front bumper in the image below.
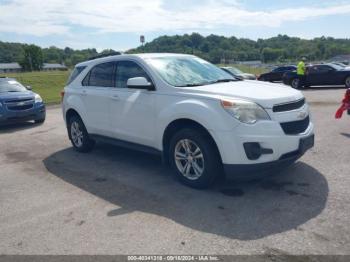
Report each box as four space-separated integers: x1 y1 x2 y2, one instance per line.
0 102 45 125
223 133 314 180
210 105 314 178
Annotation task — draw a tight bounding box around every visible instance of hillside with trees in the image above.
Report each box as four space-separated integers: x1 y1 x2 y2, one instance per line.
0 41 116 68
128 34 350 64
1 34 350 69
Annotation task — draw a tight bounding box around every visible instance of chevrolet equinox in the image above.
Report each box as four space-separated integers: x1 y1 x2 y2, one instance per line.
62 54 314 188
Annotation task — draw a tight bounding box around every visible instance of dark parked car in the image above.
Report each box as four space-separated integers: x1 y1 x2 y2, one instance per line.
221 66 256 80
0 77 45 125
258 66 297 82
283 64 350 89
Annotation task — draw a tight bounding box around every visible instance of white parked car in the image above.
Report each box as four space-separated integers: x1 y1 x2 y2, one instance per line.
62 53 314 188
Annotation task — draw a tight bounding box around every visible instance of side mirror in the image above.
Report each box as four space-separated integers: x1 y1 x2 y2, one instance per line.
26 85 32 90
127 77 154 90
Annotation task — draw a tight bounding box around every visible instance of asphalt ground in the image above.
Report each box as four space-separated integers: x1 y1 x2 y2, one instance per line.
0 87 349 255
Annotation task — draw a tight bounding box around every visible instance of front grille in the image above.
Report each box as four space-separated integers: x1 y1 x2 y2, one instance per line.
4 98 33 103
273 98 305 112
5 98 34 111
7 104 34 111
280 116 310 135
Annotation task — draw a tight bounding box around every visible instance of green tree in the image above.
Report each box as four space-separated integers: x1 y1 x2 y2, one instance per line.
20 44 43 71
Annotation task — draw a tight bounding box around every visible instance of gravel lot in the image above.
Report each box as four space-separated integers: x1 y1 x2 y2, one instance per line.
0 88 349 255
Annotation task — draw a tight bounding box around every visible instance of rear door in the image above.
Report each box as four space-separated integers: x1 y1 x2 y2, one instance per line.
80 62 116 136
109 60 156 147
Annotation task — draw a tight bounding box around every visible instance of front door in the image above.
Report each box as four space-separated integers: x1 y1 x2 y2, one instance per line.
109 60 156 147
307 65 333 86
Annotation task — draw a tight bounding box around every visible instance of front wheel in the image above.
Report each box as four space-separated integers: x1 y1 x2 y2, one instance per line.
68 115 95 153
345 76 350 88
169 128 222 189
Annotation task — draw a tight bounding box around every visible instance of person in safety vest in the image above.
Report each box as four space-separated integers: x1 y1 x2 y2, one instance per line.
297 57 307 89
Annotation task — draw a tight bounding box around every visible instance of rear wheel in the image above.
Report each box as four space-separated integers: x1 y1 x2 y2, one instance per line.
169 128 221 189
68 115 95 152
291 78 301 89
345 76 350 88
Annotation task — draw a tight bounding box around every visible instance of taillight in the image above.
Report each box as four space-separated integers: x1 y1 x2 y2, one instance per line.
60 90 65 102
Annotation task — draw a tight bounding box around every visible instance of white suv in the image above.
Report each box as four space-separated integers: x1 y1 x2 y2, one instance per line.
62 53 314 188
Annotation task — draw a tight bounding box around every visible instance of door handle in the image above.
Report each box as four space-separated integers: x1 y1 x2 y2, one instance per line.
111 95 120 101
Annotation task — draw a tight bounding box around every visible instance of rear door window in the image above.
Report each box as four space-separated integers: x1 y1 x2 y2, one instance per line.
84 62 115 87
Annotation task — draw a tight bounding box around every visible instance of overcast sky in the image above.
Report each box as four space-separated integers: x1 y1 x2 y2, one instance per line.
0 0 350 51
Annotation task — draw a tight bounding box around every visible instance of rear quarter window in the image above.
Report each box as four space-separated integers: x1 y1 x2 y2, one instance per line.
67 66 86 85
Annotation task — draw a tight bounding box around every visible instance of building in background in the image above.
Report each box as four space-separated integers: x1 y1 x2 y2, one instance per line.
0 63 22 73
42 63 68 71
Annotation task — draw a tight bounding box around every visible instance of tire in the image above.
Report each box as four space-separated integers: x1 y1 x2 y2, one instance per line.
168 128 222 189
35 117 45 124
68 115 95 153
345 76 350 88
291 78 302 89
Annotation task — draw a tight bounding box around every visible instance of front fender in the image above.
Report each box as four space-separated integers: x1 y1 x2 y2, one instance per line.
155 98 239 150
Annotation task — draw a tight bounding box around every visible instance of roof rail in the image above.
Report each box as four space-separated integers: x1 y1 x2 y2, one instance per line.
87 52 122 61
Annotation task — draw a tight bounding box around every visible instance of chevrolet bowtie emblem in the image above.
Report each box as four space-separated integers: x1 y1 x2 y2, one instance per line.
297 111 307 119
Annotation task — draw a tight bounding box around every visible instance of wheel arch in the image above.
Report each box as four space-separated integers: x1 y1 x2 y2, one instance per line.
65 108 82 125
161 118 222 166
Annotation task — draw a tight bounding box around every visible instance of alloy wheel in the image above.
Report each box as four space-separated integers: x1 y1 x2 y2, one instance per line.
70 121 83 147
346 77 350 88
174 139 205 180
292 78 300 89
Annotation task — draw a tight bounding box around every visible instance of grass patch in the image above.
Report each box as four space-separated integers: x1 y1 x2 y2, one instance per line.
0 71 70 104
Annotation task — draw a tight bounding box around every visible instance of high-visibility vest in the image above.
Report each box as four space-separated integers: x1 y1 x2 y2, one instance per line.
297 61 305 75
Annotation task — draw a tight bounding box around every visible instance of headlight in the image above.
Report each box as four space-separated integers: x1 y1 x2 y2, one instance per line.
34 94 43 103
221 99 270 124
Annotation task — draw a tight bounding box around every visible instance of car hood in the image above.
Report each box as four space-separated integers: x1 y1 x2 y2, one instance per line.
178 80 304 108
0 91 35 102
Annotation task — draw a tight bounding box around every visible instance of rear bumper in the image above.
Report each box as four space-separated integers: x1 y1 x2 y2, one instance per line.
0 103 45 125
224 134 314 180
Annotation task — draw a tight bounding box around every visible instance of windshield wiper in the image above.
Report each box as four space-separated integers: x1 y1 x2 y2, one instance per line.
177 82 209 87
210 78 237 84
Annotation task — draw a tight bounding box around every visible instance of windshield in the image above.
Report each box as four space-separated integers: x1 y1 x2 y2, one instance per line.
145 56 235 87
0 79 27 93
226 67 243 75
332 62 345 68
329 64 344 70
